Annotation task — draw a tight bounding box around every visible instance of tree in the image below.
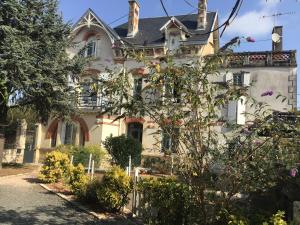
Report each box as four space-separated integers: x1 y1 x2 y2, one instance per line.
98 49 299 224
0 0 85 167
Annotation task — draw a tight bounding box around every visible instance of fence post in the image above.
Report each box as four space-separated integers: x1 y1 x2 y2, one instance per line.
88 154 92 174
70 155 74 165
91 160 95 180
133 168 140 216
128 155 132 176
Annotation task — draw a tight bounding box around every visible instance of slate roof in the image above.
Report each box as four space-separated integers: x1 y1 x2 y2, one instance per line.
114 12 217 47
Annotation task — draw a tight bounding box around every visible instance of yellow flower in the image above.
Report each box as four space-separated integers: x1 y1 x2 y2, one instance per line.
155 64 161 73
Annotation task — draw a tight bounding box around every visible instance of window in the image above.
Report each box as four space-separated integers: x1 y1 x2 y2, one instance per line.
233 72 251 86
162 127 179 153
64 123 77 145
233 73 243 86
81 78 97 107
133 78 143 100
79 39 97 57
127 122 143 143
168 34 181 52
86 40 96 57
164 78 181 103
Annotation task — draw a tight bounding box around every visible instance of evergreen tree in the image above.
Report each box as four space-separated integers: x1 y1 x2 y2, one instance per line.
0 0 85 167
0 0 84 124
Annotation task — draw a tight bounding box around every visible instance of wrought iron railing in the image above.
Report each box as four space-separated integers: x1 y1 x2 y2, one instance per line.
77 94 112 111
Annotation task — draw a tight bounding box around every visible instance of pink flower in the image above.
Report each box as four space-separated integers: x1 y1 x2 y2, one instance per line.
246 37 256 43
261 91 274 97
290 168 298 177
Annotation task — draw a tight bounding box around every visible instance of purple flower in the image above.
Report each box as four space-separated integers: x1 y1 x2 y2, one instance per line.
254 140 262 146
261 90 274 97
290 168 298 177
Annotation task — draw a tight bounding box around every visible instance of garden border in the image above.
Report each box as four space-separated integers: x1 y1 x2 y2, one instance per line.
39 183 136 223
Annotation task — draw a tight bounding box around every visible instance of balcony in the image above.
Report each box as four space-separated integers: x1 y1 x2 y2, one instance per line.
219 50 297 68
78 94 111 111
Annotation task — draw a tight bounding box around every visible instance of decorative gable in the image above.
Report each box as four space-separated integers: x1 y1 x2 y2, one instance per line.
72 9 121 43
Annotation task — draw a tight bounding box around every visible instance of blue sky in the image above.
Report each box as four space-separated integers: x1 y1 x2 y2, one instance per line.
59 0 300 108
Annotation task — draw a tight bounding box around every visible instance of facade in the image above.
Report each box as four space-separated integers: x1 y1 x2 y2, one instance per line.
30 0 297 163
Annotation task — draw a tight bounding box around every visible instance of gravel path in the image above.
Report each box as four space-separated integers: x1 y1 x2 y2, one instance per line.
0 174 134 225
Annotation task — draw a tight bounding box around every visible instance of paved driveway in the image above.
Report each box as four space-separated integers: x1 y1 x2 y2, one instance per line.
0 174 134 225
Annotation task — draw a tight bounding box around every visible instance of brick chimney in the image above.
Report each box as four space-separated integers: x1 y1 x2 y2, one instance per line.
127 0 140 37
272 26 283 51
197 0 207 30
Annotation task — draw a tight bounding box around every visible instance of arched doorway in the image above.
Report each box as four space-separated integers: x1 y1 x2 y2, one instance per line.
127 122 143 143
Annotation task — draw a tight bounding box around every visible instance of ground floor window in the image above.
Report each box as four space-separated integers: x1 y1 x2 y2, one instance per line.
64 122 77 145
162 127 179 153
127 122 143 143
60 121 85 146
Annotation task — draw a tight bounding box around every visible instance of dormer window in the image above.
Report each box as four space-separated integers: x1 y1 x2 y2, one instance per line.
168 33 181 52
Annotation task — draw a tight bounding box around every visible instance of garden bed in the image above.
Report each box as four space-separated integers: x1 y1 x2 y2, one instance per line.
42 181 139 225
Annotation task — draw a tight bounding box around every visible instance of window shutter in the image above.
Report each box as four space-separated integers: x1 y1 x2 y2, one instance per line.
243 72 251 87
228 100 237 123
237 96 246 125
96 39 101 57
224 72 233 83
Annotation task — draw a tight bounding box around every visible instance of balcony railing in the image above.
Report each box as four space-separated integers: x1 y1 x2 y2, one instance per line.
78 94 111 111
220 50 297 68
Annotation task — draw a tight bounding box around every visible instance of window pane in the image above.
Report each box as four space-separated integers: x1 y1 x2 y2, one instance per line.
87 41 96 57
162 127 179 153
233 73 243 86
64 123 76 145
133 78 143 99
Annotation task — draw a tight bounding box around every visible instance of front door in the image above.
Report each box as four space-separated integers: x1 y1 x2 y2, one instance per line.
127 123 143 143
23 130 35 163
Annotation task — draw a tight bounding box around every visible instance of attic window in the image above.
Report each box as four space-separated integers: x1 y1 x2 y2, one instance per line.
86 40 96 57
168 34 180 52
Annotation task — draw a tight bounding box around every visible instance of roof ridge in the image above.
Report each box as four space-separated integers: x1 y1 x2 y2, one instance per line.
137 11 216 20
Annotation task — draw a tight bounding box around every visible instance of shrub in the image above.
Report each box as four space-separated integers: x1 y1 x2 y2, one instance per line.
138 178 193 225
57 145 106 168
68 163 89 198
263 211 287 225
39 151 70 183
96 166 133 212
104 135 142 168
85 178 102 203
